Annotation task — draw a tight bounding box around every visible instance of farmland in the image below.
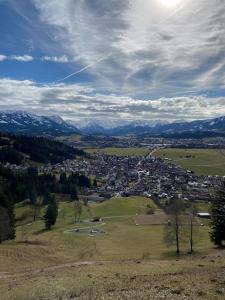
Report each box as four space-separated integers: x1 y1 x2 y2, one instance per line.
154 148 225 176
0 196 223 299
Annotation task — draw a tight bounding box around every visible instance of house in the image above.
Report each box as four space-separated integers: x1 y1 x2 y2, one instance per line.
197 213 211 219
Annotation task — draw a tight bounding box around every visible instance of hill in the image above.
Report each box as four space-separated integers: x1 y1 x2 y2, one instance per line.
0 133 86 164
0 196 222 299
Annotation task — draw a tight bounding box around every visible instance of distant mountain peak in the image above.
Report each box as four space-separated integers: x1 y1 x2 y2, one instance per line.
0 111 80 136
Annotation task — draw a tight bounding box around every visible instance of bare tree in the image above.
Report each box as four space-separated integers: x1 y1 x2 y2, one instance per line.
74 200 82 223
164 196 185 254
188 202 198 254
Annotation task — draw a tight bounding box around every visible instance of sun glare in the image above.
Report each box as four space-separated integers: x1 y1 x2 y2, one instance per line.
160 0 182 8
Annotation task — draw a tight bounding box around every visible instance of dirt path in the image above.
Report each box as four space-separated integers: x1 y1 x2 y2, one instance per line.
0 258 145 280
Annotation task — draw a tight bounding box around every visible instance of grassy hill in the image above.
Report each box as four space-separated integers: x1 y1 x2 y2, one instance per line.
0 196 223 299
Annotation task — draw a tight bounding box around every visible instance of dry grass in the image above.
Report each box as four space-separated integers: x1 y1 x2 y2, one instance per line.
0 250 225 299
0 197 222 299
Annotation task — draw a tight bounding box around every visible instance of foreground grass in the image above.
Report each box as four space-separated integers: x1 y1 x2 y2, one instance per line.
155 148 225 176
1 250 225 300
0 196 222 299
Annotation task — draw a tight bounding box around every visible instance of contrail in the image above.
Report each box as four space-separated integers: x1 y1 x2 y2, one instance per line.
53 54 111 84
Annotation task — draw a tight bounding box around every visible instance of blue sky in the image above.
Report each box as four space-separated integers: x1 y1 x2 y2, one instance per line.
0 0 225 124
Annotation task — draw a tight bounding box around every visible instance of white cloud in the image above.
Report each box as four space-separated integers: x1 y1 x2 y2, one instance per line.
0 54 34 62
41 55 69 63
10 55 34 62
32 0 225 96
0 55 7 62
0 78 224 122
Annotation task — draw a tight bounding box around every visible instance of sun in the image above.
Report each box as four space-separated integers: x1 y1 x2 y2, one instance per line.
160 0 182 8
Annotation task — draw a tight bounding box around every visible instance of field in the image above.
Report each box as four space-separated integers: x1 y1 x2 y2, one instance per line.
1 196 224 299
154 148 225 176
86 147 150 156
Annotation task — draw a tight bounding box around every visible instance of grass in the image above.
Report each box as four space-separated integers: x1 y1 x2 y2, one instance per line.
90 196 156 217
11 196 212 264
154 148 225 176
196 202 211 212
86 147 151 156
0 195 221 299
1 246 225 300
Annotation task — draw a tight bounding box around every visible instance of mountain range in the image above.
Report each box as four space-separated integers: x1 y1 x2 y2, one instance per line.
0 111 80 135
0 110 225 137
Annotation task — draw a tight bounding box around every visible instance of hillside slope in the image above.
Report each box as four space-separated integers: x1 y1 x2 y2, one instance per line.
0 133 86 164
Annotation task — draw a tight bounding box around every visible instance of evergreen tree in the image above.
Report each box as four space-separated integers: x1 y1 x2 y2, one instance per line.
42 191 54 206
70 185 78 201
0 188 15 242
210 183 225 246
93 178 98 188
44 196 58 230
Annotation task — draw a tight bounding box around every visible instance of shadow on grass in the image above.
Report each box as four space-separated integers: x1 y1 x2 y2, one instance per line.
16 240 48 246
214 244 225 250
33 228 48 235
161 250 202 260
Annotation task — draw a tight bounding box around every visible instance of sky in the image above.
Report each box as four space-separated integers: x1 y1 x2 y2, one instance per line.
0 0 225 125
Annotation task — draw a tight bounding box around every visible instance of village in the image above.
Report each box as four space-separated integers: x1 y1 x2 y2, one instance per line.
34 152 222 203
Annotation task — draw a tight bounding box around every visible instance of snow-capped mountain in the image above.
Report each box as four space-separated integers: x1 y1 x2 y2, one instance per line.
0 110 225 137
103 116 225 136
0 111 80 135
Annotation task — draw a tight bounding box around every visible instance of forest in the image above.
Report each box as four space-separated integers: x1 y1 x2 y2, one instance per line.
0 133 86 164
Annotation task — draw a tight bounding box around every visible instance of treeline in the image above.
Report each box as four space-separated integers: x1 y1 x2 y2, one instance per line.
0 187 15 242
0 166 92 242
0 167 91 204
0 133 86 164
0 147 23 164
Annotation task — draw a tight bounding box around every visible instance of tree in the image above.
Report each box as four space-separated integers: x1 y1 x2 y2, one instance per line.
29 189 38 221
210 183 225 247
0 188 15 242
74 200 82 223
70 185 78 201
93 178 98 188
44 196 58 230
188 202 198 254
42 192 55 206
164 195 185 254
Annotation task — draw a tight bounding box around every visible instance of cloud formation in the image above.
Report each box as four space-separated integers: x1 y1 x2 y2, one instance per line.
10 55 34 62
0 78 225 123
0 54 73 63
32 0 225 97
41 55 70 63
1 0 225 123
0 54 34 62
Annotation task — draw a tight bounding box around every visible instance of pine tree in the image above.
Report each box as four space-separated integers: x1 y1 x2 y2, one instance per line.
0 188 15 242
210 183 225 247
70 185 78 201
44 196 58 230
